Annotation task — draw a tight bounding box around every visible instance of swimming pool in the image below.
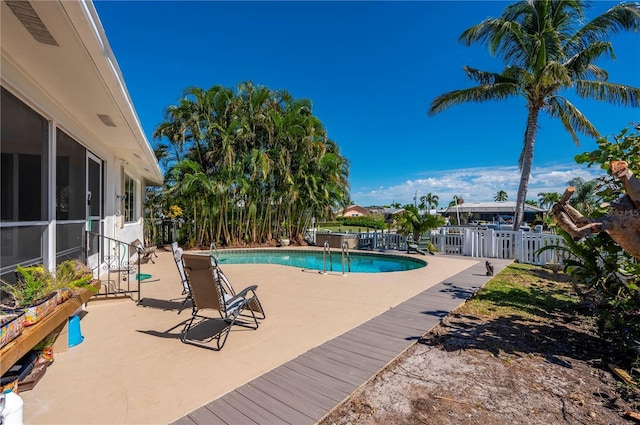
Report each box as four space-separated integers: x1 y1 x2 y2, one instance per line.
211 249 427 273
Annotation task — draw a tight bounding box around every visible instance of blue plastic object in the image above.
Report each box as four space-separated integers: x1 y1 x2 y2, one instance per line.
68 315 84 348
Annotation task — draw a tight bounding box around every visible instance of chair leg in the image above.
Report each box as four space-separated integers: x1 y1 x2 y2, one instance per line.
177 294 191 314
234 299 260 329
180 314 197 345
249 297 266 320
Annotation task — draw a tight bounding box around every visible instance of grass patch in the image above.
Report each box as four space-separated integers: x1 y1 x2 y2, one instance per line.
457 263 581 322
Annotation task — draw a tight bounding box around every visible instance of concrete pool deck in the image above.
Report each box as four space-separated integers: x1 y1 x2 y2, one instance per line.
19 247 510 424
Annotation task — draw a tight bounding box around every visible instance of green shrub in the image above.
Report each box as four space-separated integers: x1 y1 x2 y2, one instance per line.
336 216 385 229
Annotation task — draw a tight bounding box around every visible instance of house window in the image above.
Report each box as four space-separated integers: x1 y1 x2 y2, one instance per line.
0 87 49 222
1 87 49 278
124 174 136 223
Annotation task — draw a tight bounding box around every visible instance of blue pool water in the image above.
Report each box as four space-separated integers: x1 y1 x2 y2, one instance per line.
213 249 427 273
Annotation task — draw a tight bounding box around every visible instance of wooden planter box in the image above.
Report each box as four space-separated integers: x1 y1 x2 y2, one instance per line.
0 311 25 350
0 281 100 376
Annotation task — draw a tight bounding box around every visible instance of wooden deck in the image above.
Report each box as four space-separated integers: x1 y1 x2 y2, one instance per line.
171 257 512 425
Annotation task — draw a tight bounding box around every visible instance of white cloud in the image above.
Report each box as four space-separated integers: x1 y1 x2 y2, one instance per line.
351 163 604 207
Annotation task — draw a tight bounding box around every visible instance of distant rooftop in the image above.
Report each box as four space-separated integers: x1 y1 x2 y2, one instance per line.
443 201 546 214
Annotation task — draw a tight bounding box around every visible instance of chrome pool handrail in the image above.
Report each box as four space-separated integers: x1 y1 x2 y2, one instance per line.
209 242 219 261
323 240 332 273
341 241 351 275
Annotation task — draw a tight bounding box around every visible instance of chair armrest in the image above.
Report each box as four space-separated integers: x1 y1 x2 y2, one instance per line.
235 285 258 298
225 285 258 305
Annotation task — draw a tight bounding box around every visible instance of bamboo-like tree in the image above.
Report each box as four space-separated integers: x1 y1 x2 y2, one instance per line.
153 82 349 247
429 1 640 231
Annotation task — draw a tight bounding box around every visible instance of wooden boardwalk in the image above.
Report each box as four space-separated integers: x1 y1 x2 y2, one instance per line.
171 257 512 425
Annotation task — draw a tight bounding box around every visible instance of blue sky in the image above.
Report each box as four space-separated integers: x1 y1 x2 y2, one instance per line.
94 1 640 208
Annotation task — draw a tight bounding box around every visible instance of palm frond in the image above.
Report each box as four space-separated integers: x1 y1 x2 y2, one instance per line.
429 83 520 115
545 96 600 144
573 2 640 48
463 66 519 85
460 17 529 66
564 41 615 79
575 80 640 107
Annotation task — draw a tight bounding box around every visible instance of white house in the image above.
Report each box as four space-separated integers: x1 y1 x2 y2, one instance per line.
1 0 163 281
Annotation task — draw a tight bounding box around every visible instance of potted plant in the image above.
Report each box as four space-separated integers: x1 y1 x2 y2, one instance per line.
48 260 94 304
279 221 291 246
0 260 94 327
279 236 290 247
1 265 58 326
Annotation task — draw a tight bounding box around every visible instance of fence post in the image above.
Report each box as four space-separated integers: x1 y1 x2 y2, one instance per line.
515 230 523 262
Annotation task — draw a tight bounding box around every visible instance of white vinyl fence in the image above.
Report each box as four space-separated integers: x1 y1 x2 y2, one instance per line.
432 227 568 266
311 226 568 266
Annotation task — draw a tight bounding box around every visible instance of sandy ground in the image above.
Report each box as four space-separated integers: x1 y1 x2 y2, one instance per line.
320 268 640 425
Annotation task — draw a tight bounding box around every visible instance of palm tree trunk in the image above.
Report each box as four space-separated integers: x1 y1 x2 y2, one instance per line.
514 107 540 231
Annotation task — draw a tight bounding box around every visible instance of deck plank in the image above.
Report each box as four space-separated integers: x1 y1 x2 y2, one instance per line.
342 327 413 351
169 415 198 425
325 337 398 361
247 380 328 420
220 391 288 424
283 361 357 395
259 372 340 408
310 345 387 373
235 383 317 425
187 405 230 425
361 317 425 338
268 365 350 402
294 351 372 385
329 332 404 357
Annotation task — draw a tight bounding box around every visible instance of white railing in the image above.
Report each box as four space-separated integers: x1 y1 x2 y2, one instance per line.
431 226 567 266
516 231 566 266
314 226 567 266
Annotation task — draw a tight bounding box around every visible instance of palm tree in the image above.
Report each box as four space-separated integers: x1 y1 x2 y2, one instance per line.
567 177 599 215
429 1 640 231
448 195 464 207
396 205 446 242
494 190 508 201
419 193 439 213
448 195 464 225
537 192 561 210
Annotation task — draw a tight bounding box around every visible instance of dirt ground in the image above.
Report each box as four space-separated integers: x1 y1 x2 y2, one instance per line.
319 268 640 425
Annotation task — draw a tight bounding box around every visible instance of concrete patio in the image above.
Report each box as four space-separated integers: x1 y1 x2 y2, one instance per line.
19 247 509 424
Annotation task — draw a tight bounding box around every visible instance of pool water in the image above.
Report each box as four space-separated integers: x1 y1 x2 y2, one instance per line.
214 249 427 273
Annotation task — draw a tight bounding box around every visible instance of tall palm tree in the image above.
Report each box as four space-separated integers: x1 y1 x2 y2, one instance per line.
448 195 464 207
429 1 640 231
420 192 439 213
494 190 508 201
